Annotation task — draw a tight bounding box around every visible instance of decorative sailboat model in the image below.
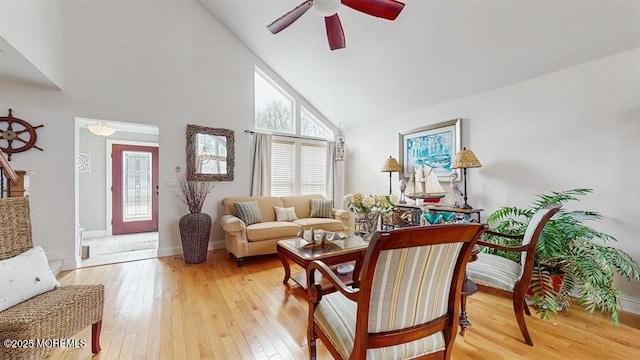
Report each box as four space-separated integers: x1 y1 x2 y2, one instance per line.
405 165 446 203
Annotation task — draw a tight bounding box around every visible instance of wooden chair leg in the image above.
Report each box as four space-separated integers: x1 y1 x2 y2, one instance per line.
523 299 531 316
92 320 102 354
513 293 533 346
308 327 317 360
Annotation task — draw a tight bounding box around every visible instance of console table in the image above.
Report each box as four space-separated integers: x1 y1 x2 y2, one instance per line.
386 204 483 227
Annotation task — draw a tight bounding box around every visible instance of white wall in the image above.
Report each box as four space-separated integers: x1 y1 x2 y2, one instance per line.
345 49 640 310
0 0 63 88
0 0 259 269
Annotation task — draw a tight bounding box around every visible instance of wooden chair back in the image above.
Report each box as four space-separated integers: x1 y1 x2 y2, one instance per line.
309 224 486 359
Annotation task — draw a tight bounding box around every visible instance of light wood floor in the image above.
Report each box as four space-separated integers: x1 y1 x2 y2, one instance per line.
45 249 640 360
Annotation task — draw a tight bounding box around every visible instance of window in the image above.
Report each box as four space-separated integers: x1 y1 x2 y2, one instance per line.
271 141 295 196
255 69 294 134
255 67 334 197
300 143 327 195
301 107 332 139
271 138 327 197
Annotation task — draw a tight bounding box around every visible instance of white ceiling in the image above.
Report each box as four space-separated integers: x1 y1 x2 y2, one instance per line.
1 1 638 129
198 0 640 130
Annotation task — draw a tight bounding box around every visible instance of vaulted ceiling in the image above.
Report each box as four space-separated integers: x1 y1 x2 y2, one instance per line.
1 1 638 130
199 0 640 130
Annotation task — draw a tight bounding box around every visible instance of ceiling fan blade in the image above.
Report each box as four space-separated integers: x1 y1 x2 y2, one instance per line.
267 0 313 34
325 14 346 50
341 0 405 20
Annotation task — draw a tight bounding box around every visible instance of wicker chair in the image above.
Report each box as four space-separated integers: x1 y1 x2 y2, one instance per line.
0 197 104 359
307 224 487 360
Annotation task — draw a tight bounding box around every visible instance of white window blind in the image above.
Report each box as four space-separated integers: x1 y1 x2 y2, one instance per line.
300 144 326 196
271 141 295 196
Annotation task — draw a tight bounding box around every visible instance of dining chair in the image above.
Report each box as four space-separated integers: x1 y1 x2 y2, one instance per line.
464 204 561 346
307 224 487 359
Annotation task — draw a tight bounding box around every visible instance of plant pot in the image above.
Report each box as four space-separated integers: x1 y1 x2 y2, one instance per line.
178 212 211 264
526 273 565 310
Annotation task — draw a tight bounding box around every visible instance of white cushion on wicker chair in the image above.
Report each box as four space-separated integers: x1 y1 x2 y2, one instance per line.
466 252 522 291
0 246 60 312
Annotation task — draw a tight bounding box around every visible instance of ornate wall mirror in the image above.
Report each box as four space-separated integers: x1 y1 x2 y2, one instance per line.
186 124 234 181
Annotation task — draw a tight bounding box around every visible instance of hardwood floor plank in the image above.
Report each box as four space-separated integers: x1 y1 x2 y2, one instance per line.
43 249 640 359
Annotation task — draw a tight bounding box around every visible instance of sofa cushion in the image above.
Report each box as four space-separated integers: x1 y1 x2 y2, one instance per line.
274 206 298 221
281 194 327 219
293 218 344 232
223 196 283 222
246 221 301 242
310 199 334 218
0 246 60 312
234 201 262 225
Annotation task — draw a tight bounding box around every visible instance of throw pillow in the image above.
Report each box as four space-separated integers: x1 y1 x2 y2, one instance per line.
274 206 298 222
309 199 334 219
234 201 262 225
0 246 60 312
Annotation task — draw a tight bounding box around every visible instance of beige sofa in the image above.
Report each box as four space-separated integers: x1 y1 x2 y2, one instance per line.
221 194 349 266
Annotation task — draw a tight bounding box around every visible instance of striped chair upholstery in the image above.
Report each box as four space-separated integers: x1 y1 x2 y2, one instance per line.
466 253 522 291
464 204 561 346
308 224 487 360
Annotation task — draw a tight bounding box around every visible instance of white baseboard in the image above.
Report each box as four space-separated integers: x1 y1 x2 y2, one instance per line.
619 294 640 315
83 230 107 239
211 240 225 250
49 260 64 276
157 240 226 258
157 246 183 258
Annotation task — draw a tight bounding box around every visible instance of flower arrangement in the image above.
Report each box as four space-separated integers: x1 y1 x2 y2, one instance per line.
348 193 395 214
348 193 395 234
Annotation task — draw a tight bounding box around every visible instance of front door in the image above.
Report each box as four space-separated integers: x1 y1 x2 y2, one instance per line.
111 144 159 235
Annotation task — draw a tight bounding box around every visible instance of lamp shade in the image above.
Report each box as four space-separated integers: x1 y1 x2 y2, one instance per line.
381 156 402 173
451 148 482 169
87 121 116 137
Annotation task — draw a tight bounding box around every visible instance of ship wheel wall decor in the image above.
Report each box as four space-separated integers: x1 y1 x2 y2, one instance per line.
0 109 44 160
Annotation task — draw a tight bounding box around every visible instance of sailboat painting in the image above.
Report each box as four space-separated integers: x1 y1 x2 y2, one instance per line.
399 119 461 182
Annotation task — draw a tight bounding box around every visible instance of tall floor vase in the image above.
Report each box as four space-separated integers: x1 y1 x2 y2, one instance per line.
178 212 211 264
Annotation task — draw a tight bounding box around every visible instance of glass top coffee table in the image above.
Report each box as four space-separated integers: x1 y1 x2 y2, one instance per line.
276 233 369 293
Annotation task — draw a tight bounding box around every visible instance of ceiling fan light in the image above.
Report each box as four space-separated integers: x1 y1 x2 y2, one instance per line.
87 121 116 136
314 0 341 16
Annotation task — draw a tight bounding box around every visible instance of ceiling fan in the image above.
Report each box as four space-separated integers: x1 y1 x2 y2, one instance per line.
267 0 406 51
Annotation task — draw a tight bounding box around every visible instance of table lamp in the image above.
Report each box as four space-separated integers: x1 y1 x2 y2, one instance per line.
451 148 482 209
381 156 402 195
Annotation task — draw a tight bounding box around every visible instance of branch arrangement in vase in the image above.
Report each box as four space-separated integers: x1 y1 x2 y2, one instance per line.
177 172 214 214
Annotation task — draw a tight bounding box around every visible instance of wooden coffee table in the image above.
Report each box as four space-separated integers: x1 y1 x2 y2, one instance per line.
276 234 369 294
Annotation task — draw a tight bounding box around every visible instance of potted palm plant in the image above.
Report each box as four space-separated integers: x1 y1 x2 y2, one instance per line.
177 171 213 264
484 188 640 323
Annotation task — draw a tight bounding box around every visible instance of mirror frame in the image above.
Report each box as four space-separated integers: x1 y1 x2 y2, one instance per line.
186 124 235 181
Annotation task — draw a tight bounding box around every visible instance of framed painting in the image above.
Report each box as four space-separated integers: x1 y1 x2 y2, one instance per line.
398 118 461 182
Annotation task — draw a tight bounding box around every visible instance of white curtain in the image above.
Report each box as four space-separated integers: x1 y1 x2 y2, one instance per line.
250 133 272 196
326 141 345 207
